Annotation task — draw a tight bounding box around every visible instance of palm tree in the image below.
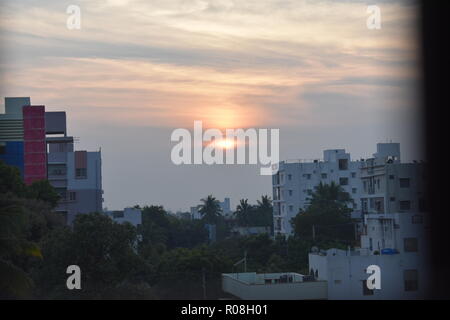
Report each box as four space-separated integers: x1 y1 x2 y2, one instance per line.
256 195 272 211
256 195 273 228
198 195 222 224
234 199 253 227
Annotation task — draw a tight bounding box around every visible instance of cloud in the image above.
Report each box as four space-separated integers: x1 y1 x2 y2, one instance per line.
0 0 422 209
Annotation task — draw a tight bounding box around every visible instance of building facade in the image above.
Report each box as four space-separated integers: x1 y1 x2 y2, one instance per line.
105 207 142 227
273 148 364 236
1 97 103 224
308 151 430 299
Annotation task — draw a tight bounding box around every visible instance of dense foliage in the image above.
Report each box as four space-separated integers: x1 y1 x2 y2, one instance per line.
0 160 353 299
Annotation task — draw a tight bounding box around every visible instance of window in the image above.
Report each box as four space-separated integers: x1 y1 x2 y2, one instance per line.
400 200 411 211
412 215 423 224
352 188 357 194
69 191 76 201
399 178 410 188
288 190 293 197
362 280 374 296
321 173 327 179
404 238 418 252
404 270 418 291
76 168 87 179
0 144 5 155
390 197 396 202
303 174 311 180
338 159 348 170
288 174 292 181
307 189 313 195
351 172 356 178
339 177 349 186
289 205 293 212
389 175 395 180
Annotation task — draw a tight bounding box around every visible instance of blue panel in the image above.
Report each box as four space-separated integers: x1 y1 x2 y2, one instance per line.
0 141 24 177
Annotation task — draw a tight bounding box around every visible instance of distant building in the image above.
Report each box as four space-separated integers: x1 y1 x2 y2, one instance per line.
105 207 142 227
0 97 103 224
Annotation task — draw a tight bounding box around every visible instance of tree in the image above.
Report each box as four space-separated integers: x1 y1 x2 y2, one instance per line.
291 182 354 242
34 213 154 299
0 194 34 299
0 161 62 299
198 195 222 224
254 195 273 228
0 160 26 197
234 199 253 227
26 180 60 209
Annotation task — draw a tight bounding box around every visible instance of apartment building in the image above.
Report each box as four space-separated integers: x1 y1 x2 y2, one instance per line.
359 144 426 216
309 210 430 299
0 97 103 224
308 146 430 299
273 148 363 236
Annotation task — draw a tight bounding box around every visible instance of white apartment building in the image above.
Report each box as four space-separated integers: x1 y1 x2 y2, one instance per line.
272 143 412 236
273 148 364 236
308 148 430 299
309 211 430 299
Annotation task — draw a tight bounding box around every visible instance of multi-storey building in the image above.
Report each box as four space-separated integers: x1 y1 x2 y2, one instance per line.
308 210 430 299
272 148 364 236
359 144 426 216
308 146 430 299
0 97 103 224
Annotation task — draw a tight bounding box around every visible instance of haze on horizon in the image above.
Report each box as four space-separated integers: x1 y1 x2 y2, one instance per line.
0 0 423 212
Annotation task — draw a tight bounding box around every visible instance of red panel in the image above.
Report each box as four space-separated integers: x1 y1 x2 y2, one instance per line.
24 153 46 164
23 106 47 185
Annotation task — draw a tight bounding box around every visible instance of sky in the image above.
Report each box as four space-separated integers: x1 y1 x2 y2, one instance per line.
0 0 423 212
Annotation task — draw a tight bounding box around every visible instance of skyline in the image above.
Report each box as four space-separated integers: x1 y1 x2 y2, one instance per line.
0 0 423 211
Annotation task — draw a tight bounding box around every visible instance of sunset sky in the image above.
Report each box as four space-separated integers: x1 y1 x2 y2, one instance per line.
0 0 423 211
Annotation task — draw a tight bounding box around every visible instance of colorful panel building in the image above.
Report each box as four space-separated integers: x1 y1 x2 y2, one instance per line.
1 97 103 224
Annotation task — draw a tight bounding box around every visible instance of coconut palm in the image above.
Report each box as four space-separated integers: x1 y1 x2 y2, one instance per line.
198 195 222 224
234 199 253 227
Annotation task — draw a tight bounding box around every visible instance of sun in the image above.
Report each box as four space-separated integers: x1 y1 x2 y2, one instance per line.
213 138 236 149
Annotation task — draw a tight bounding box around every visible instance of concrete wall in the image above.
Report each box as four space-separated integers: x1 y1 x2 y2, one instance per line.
222 274 327 300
